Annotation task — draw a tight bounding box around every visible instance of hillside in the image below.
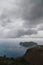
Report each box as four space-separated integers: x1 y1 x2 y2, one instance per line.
24 45 43 65
0 45 43 65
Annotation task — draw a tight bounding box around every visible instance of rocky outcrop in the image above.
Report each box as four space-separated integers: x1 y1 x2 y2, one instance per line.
20 41 37 48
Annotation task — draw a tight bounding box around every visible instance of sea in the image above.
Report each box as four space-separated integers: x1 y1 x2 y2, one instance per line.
0 38 43 58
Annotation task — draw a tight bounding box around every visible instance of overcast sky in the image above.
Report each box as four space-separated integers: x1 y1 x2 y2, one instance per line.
0 0 43 38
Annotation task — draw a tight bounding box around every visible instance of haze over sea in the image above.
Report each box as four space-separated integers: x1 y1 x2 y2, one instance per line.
0 38 43 58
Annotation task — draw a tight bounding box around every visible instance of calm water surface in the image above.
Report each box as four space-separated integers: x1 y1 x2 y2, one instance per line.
0 39 43 58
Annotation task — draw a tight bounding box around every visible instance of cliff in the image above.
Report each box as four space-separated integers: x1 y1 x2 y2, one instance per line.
23 45 43 65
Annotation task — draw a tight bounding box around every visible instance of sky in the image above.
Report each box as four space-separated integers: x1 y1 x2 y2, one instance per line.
0 0 43 38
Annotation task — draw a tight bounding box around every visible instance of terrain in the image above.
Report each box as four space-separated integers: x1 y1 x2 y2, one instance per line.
0 45 43 65
20 41 37 47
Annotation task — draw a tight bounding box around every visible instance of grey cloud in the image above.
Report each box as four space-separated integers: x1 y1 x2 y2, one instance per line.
38 24 43 30
20 0 43 27
0 0 43 38
6 29 37 38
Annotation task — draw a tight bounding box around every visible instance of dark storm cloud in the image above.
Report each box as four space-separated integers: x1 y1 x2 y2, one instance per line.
20 0 43 27
17 30 37 38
